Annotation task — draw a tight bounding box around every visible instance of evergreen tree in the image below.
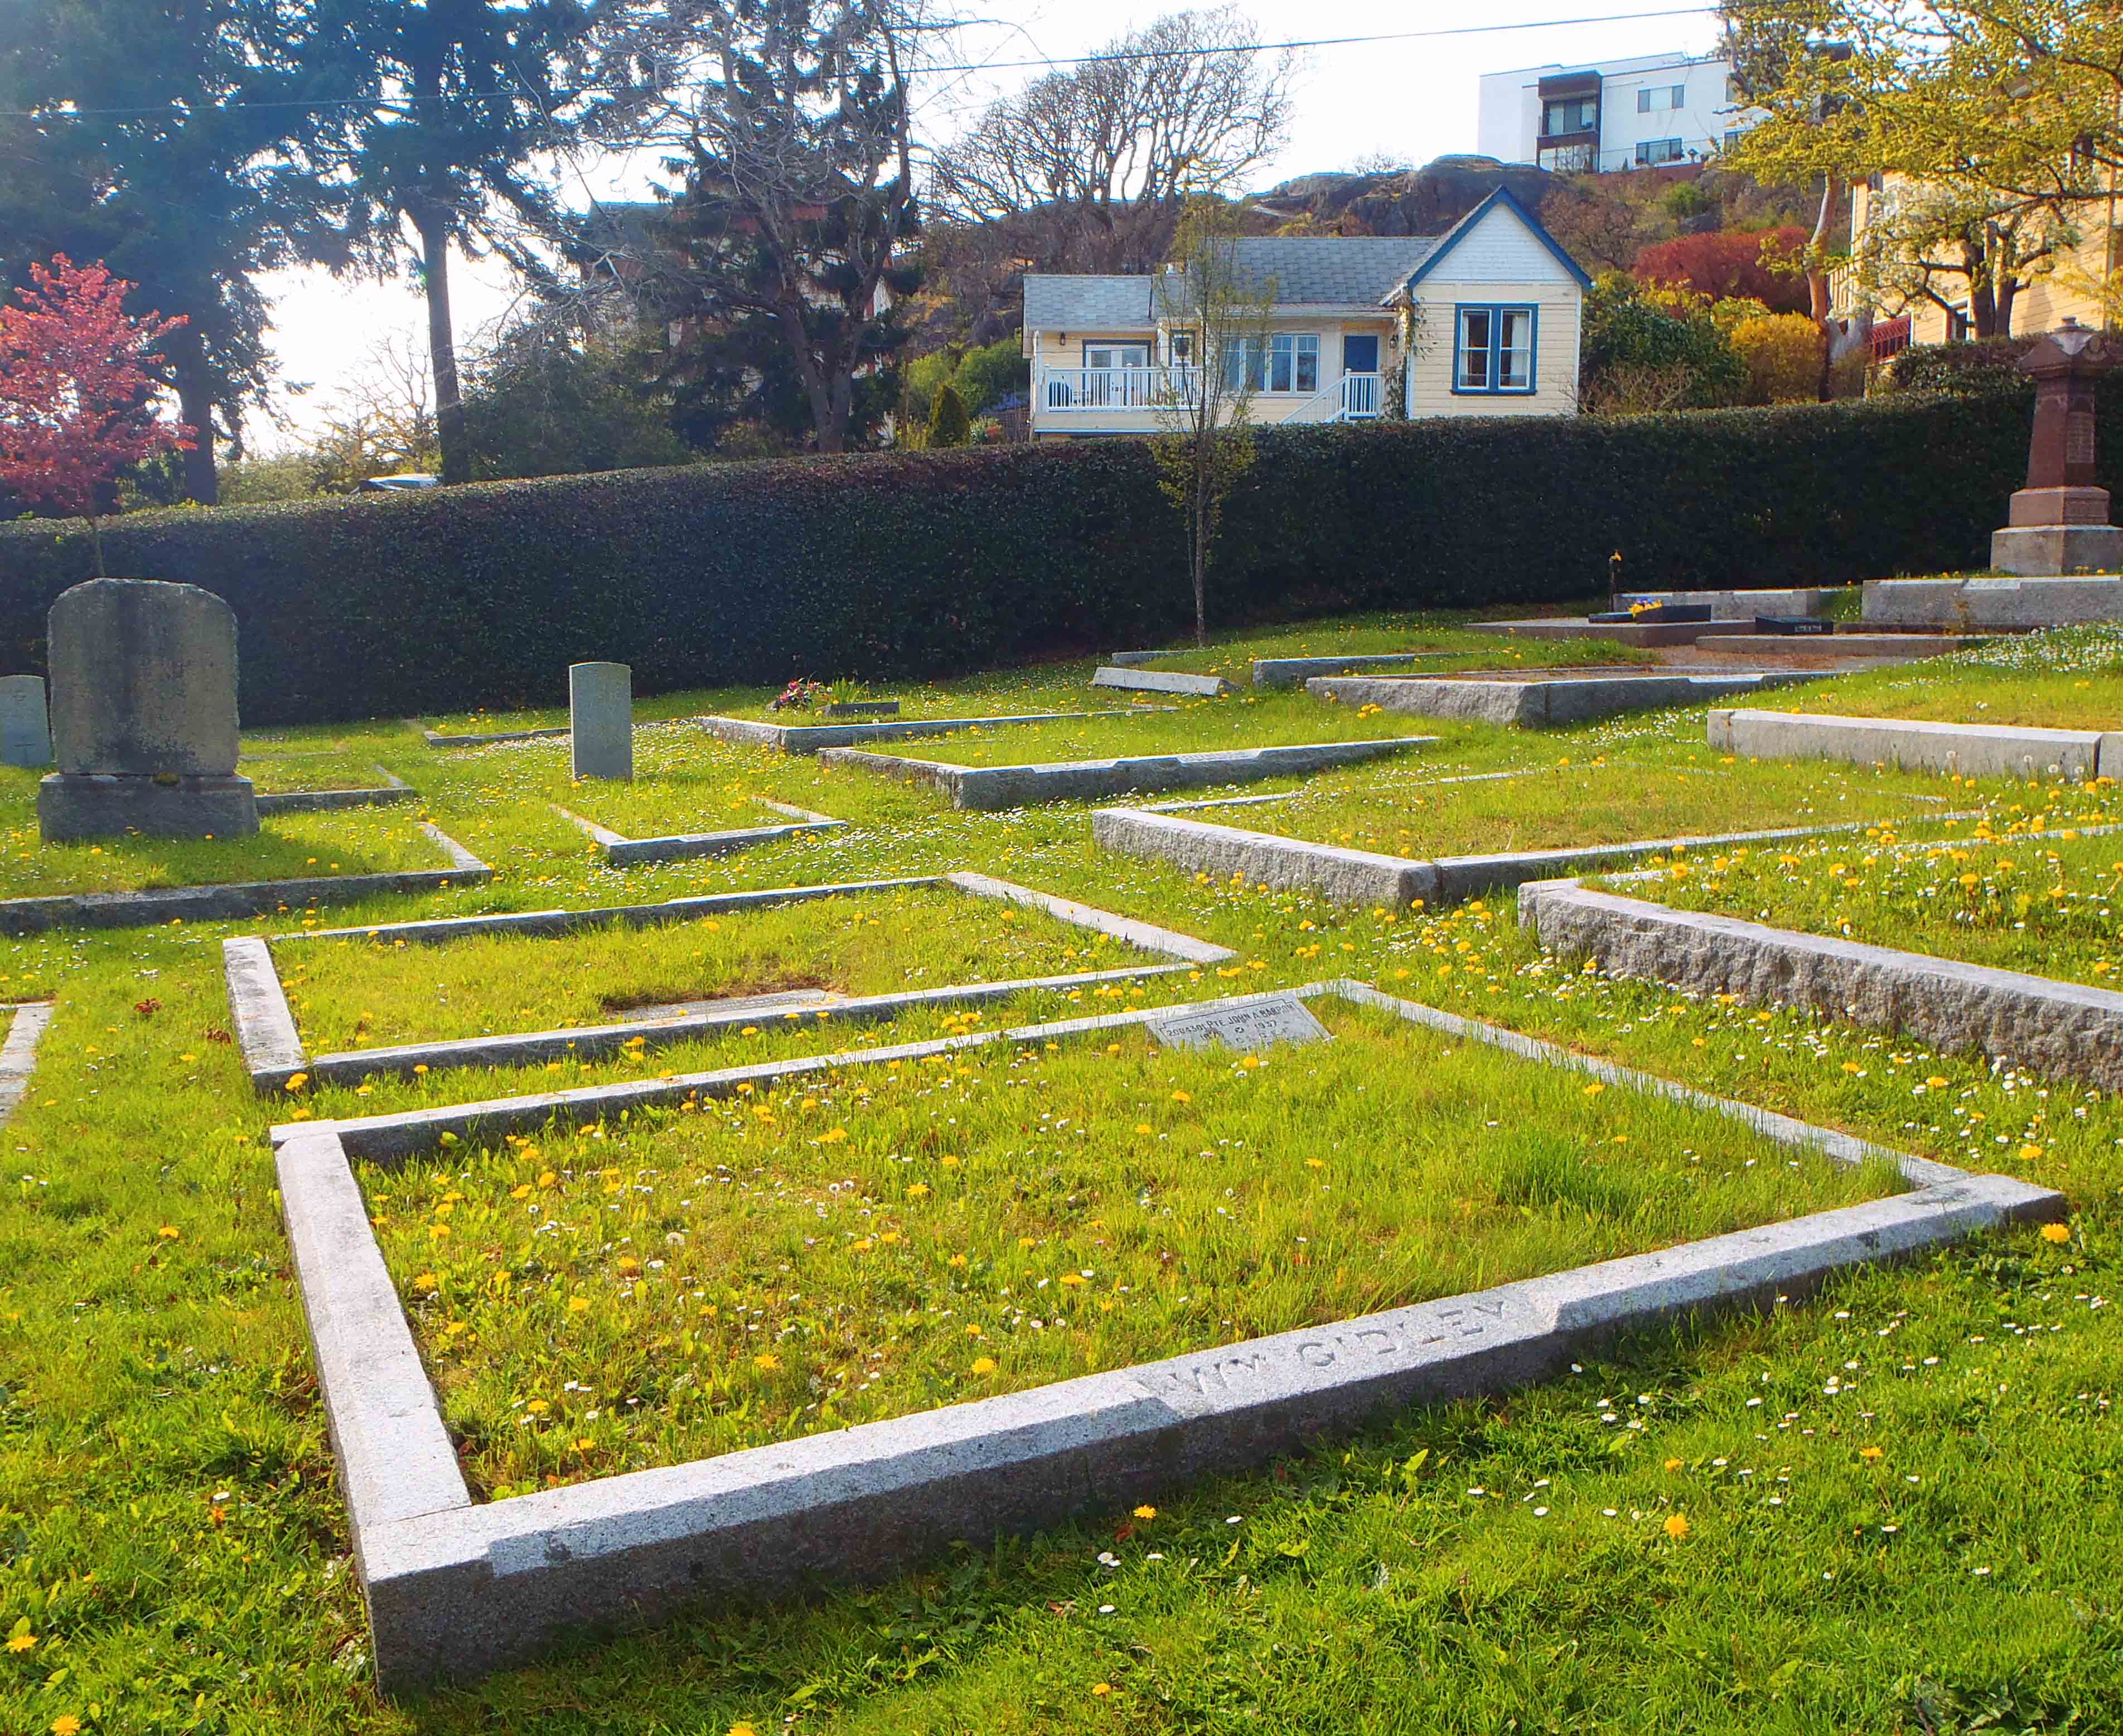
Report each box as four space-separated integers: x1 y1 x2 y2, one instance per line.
924 381 969 447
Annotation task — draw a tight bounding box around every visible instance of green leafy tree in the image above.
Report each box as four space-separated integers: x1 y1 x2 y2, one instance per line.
463 320 693 478
948 336 1029 417
641 0 925 453
0 0 347 503
313 0 644 485
1151 197 1272 649
925 381 969 447
1579 273 1747 413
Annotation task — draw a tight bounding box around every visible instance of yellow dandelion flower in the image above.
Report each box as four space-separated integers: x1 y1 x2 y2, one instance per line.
52 1717 83 1736
1663 1514 1691 1540
948 1253 968 1268
1582 1081 1604 1097
1663 1458 1683 1472
1171 1090 1192 1103
1091 1682 1113 1697
6 1632 34 1653
568 1296 591 1313
283 1072 308 1094
1133 1504 1157 1520
2040 1222 2072 1244
971 1356 998 1375
907 1182 931 1200
2020 1145 2044 1161
753 1352 781 1372
1135 1123 1153 1134
1859 1446 1883 1461
413 1270 438 1289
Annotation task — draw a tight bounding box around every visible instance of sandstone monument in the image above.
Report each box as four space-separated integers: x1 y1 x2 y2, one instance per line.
37 579 258 842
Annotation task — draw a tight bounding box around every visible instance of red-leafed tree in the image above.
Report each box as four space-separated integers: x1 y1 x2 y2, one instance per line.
1632 226 1811 313
0 257 193 575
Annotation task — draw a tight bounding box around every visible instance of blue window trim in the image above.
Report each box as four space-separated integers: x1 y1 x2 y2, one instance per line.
1450 303 1539 396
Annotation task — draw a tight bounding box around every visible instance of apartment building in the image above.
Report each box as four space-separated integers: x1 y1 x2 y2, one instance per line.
1477 50 1761 175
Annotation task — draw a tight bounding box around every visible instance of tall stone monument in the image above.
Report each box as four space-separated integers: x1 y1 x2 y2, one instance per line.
0 675 51 768
569 661 633 781
37 579 259 842
1993 318 2123 577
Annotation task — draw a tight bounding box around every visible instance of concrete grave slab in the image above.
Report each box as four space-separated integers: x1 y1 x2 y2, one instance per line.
1471 618 1757 648
1091 805 1978 911
1092 666 1231 697
424 726 571 749
1520 875 2123 1089
0 823 491 938
1617 588 1827 620
227 871 1235 1093
1710 635 1986 663
553 797 847 865
819 738 1429 811
269 978 2059 1690
0 675 51 768
697 709 1172 755
1863 574 2123 628
0 1002 54 1125
1308 671 1825 728
1709 708 2122 782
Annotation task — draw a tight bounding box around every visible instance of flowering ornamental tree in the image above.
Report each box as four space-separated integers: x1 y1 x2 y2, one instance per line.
0 256 193 574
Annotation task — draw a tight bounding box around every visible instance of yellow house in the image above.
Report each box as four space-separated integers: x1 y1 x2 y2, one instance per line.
1020 188 1593 438
1843 174 2121 347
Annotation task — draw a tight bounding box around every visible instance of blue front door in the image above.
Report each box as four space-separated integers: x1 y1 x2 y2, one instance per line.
1342 334 1379 374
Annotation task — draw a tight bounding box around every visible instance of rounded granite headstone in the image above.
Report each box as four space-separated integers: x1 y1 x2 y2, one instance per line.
569 660 633 782
47 578 241 776
0 675 52 768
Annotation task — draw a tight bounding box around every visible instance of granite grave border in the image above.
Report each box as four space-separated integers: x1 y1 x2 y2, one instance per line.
695 709 1166 755
269 976 2060 1691
553 797 848 865
0 823 492 938
1092 666 1230 697
818 738 1432 811
1710 708 2123 782
0 1001 55 1125
254 766 419 816
1309 670 1830 728
226 870 1234 1094
1091 805 1981 910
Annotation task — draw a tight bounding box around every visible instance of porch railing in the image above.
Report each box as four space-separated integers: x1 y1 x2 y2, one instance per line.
1341 371 1382 419
1040 366 1200 410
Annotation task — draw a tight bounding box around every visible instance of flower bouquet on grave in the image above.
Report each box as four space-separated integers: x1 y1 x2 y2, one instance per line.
770 678 831 712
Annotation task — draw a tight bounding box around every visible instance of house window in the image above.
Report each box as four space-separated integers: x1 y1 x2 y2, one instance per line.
1542 97 1595 136
1167 331 1193 365
1636 137 1685 165
1223 332 1319 393
1454 306 1536 395
1636 84 1686 113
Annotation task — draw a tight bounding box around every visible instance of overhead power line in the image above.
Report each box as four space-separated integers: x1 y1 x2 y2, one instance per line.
1 6 1724 120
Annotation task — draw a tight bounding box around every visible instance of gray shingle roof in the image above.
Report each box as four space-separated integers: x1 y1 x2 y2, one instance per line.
1023 274 1155 331
1226 235 1443 304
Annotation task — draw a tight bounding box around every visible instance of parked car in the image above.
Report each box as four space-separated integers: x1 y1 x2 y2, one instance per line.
357 473 441 492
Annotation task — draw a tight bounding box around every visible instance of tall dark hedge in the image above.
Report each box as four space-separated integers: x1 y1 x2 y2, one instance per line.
0 388 2098 726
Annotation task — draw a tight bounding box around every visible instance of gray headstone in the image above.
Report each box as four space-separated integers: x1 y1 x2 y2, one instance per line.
569 662 632 781
1149 994 1331 1052
0 675 51 768
47 579 240 774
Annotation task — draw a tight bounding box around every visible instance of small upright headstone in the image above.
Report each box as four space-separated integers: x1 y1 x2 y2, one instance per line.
1993 320 2123 576
0 675 52 768
570 661 633 781
37 579 258 841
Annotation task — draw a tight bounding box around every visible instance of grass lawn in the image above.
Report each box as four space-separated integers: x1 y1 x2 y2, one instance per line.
4 620 2122 1735
365 997 1902 1500
0 776 455 898
1727 625 2123 731
237 751 407 795
1604 800 2123 988
275 880 1159 1053
1202 742 1978 860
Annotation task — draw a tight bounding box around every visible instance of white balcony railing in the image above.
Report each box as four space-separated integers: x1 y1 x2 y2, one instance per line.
1041 366 1200 411
1037 366 1384 421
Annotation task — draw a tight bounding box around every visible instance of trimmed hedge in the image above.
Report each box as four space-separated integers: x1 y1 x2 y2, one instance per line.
1881 339 2039 396
0 389 2098 726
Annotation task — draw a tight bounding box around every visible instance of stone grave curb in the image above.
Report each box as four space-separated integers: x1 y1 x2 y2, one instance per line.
1090 806 1975 911
272 978 2058 1690
1091 666 1230 697
552 799 848 865
255 766 417 816
818 738 1430 811
0 823 491 938
1308 671 1826 728
1251 654 1453 688
695 710 1160 755
0 1002 55 1125
1102 649 1191 668
1471 618 1757 647
229 872 1234 1094
1711 635 1988 661
1709 708 2123 782
1616 588 1826 620
1518 875 2123 1089
1863 575 2123 629
423 726 570 749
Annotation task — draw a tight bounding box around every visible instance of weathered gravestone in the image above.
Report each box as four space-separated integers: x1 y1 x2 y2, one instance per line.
569 661 633 782
1993 318 2123 577
1149 994 1332 1052
0 675 51 768
37 579 258 841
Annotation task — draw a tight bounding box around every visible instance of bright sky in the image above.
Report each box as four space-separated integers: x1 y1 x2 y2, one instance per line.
248 0 1723 449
